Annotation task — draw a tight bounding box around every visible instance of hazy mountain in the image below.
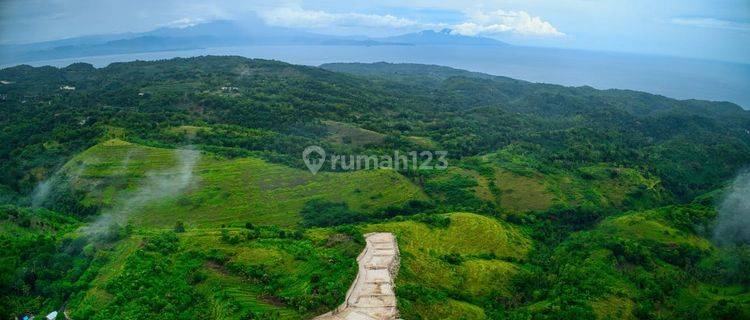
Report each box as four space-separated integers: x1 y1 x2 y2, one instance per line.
377 29 508 46
0 20 512 65
0 19 395 64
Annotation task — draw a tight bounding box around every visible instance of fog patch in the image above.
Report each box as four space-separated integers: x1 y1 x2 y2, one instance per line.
713 170 750 246
31 178 55 207
31 158 91 207
83 147 200 238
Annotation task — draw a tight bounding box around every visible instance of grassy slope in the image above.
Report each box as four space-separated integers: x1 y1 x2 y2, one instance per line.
322 120 385 147
2 57 748 319
67 139 427 227
419 149 664 215
532 205 750 319
55 140 744 319
70 226 363 319
72 211 530 319
363 212 531 319
59 139 427 318
482 150 664 213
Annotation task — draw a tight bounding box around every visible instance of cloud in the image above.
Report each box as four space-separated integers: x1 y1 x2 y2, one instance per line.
164 17 206 29
713 169 750 246
453 10 564 37
83 147 201 237
258 6 422 29
258 6 563 37
671 17 750 32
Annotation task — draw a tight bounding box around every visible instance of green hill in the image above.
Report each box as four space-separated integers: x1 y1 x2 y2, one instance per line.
363 212 530 319
65 139 427 227
509 205 750 319
1 57 748 319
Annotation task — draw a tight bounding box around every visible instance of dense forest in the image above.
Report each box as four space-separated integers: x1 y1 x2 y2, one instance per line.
1 56 749 319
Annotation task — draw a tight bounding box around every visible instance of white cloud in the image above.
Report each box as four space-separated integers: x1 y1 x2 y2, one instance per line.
453 10 564 37
259 6 422 29
670 17 750 32
258 6 563 37
164 17 206 29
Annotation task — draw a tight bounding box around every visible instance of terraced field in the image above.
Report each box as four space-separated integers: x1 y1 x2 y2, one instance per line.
363 213 531 319
52 139 728 320
66 139 427 227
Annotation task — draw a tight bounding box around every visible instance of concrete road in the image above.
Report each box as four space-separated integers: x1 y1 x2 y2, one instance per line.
314 232 400 320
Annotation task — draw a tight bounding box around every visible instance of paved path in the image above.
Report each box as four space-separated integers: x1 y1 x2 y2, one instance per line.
314 232 400 320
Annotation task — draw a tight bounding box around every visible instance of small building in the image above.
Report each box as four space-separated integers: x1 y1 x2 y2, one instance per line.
45 311 57 320
0 80 11 84
59 85 75 90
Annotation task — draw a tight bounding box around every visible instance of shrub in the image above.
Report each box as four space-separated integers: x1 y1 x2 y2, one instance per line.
442 252 463 265
417 214 451 228
299 199 363 227
174 221 185 233
144 231 180 254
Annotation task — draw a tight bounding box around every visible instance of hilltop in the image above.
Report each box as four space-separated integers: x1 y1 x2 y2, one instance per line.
0 56 748 319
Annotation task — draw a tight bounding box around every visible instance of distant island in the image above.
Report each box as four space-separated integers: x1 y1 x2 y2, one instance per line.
0 19 507 65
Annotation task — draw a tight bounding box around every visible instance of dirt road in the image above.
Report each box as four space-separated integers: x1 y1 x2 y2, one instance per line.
314 232 400 320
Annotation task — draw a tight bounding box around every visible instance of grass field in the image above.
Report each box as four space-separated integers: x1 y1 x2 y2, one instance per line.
363 212 532 319
532 205 749 319
59 140 428 318
54 140 731 320
417 151 663 216
69 225 362 319
67 211 531 319
601 213 711 250
323 120 385 147
482 151 664 213
493 168 554 212
66 139 427 227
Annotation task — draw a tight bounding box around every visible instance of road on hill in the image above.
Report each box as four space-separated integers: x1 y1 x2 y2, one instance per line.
315 232 400 320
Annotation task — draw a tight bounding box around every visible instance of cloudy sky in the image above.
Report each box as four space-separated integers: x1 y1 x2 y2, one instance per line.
1 0 749 63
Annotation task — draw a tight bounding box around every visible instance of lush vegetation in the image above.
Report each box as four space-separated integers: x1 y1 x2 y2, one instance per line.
0 57 748 319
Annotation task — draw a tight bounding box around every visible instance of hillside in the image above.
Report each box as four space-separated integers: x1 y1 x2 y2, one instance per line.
65 139 426 227
2 57 748 201
0 56 749 319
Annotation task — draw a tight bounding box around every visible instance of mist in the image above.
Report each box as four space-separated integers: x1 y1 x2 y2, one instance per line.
83 147 200 237
31 178 55 207
31 158 91 207
713 170 750 246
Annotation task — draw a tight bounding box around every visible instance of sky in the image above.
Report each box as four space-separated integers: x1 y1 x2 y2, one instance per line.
1 0 749 63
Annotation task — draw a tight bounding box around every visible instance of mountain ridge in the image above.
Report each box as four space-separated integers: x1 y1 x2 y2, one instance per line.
0 20 507 65
376 28 508 46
